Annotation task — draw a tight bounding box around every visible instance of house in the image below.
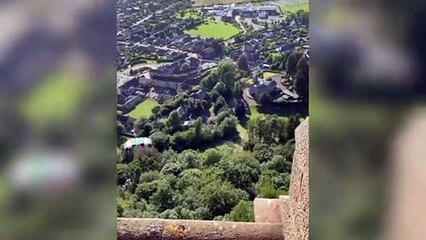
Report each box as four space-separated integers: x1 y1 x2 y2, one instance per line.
221 9 234 22
249 78 277 98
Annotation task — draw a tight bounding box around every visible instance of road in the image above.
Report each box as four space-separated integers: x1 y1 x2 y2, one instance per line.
136 42 198 58
235 16 247 34
270 75 299 99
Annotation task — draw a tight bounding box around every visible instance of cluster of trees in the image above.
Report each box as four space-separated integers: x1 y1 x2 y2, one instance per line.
201 60 244 101
118 140 295 221
247 114 301 146
117 53 305 222
131 97 239 153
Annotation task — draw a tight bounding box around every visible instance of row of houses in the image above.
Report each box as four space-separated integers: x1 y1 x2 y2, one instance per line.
202 3 281 21
118 57 218 113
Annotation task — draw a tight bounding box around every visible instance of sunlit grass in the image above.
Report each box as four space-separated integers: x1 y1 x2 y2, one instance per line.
185 20 241 40
128 99 159 119
263 71 280 79
20 72 86 126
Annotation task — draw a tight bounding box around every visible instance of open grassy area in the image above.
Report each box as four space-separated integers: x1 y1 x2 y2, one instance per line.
281 3 310 13
185 20 242 40
263 71 280 79
20 72 86 126
128 99 159 119
249 104 262 119
237 123 248 140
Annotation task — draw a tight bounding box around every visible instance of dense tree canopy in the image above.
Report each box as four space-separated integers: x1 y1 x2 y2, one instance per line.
295 56 309 98
117 49 305 222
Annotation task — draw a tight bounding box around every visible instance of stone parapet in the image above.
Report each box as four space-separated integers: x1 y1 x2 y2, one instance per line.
117 218 282 240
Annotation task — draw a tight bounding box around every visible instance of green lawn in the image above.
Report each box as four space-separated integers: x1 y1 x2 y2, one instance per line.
20 72 86 126
185 20 241 40
128 99 159 119
281 3 310 13
249 104 262 119
263 71 280 79
237 123 248 140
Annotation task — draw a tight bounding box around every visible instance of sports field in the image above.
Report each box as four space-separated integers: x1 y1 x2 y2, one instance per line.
128 99 158 119
185 20 241 40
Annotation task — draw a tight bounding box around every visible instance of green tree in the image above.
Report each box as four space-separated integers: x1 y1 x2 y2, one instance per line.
258 92 271 106
117 121 126 146
200 148 223 167
254 143 273 163
201 180 248 218
170 131 190 152
137 148 163 172
139 170 160 183
219 116 238 138
161 163 183 176
219 151 260 197
159 209 179 219
229 200 255 222
257 177 280 198
135 181 159 200
150 175 178 212
201 72 219 91
214 96 227 115
194 118 202 138
117 163 130 186
167 110 181 132
140 122 153 137
178 149 199 169
264 155 290 173
286 50 304 75
294 56 309 98
135 117 149 136
285 114 301 141
237 54 250 72
150 131 169 152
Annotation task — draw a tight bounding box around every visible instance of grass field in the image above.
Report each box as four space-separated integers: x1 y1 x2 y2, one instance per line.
128 99 159 119
185 20 241 40
237 123 248 140
249 104 262 119
263 71 280 79
20 72 86 126
281 3 310 13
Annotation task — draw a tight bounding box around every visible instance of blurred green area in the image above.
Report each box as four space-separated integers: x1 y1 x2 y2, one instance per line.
19 72 88 126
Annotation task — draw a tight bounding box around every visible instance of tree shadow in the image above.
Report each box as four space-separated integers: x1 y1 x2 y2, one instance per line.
258 101 309 117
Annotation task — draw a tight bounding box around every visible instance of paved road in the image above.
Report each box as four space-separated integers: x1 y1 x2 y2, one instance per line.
270 75 299 99
235 16 247 34
136 42 198 58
